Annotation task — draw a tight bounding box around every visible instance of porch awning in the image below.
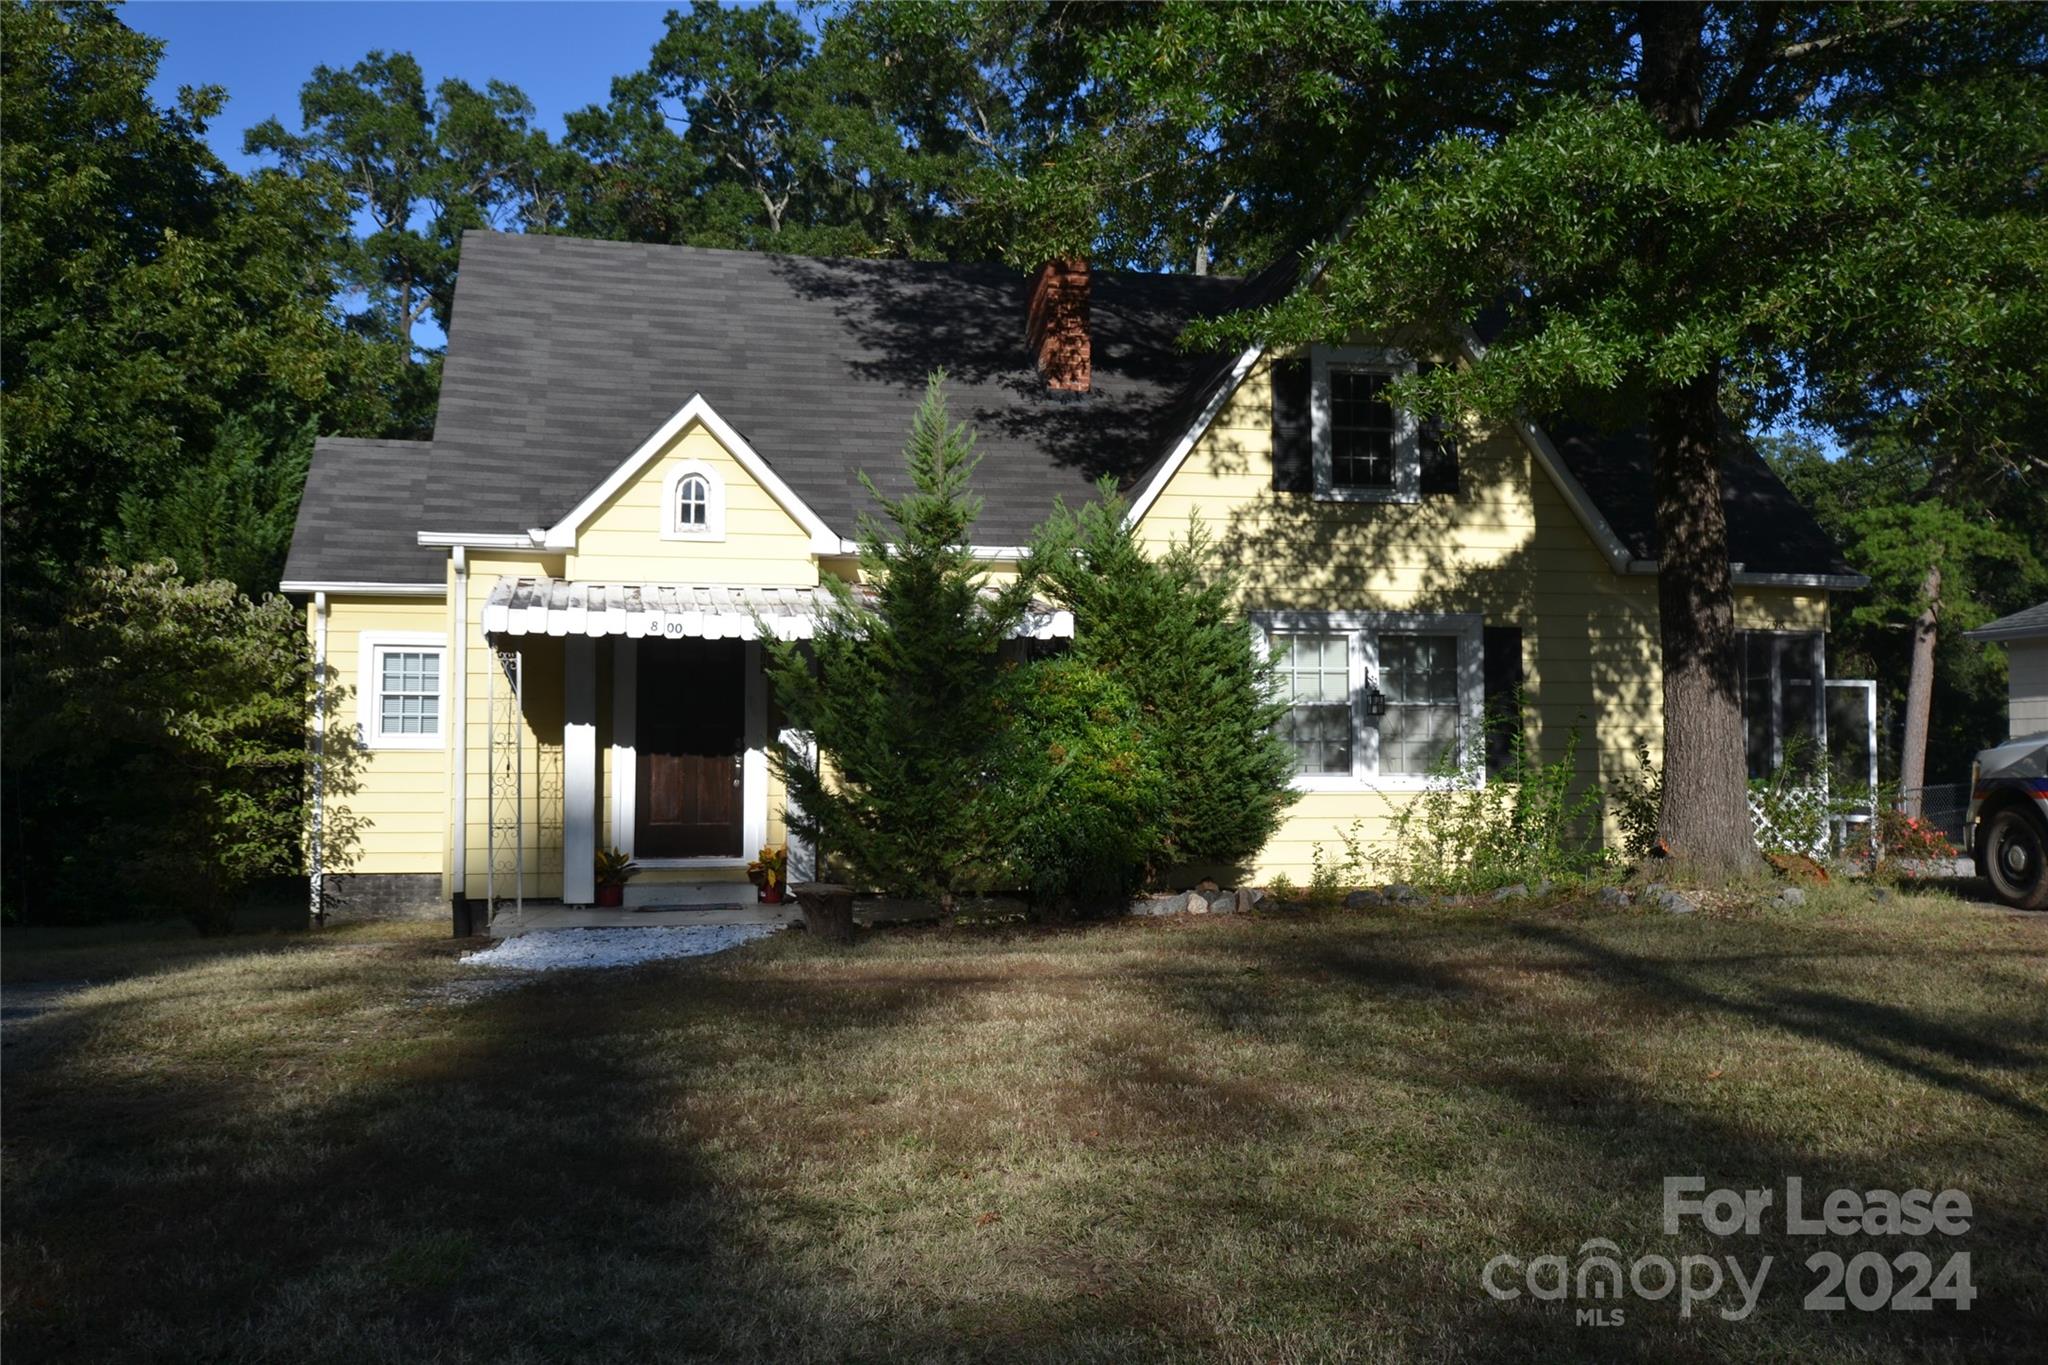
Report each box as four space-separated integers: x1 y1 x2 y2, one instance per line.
480 576 1073 642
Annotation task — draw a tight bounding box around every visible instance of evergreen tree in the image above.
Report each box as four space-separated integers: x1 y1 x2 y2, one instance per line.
1028 483 1297 878
767 374 1037 904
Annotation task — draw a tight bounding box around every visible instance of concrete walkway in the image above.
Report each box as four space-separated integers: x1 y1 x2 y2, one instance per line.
482 898 945 938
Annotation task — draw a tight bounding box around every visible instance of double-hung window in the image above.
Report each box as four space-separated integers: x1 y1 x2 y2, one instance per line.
1258 612 1483 788
1311 346 1420 502
359 633 447 750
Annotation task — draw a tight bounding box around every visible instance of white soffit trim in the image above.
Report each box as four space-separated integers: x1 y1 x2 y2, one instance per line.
827 539 1030 560
540 393 840 554
417 531 534 548
281 580 446 597
1121 341 1266 529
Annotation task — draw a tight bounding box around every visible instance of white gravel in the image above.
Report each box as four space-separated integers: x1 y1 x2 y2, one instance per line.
459 924 780 972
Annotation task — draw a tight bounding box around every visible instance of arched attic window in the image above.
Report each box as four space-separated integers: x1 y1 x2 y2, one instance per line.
661 461 726 541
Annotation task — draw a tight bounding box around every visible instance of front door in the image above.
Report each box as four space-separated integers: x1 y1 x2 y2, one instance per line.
636 638 745 858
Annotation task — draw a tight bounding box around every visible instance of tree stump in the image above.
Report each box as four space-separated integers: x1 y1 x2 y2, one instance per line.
791 882 855 945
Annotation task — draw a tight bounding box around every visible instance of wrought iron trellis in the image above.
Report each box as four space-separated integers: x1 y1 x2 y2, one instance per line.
487 645 523 922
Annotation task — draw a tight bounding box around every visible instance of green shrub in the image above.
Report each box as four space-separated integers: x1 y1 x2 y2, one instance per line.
1029 482 1297 880
1372 705 1609 893
994 658 1167 917
1747 736 1834 858
3 562 366 931
1613 741 1664 860
766 375 1040 906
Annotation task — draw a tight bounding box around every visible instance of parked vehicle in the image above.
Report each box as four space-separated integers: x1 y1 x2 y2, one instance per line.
1968 734 2048 910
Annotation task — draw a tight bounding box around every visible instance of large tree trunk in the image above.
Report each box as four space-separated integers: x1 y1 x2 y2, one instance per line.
1899 561 1941 817
1638 2 1756 878
1651 367 1758 876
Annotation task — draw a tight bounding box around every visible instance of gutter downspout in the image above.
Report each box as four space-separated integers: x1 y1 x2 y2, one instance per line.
310 591 329 927
451 548 469 924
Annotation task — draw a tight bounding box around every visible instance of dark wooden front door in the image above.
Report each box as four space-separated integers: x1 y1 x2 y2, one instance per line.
636 639 745 858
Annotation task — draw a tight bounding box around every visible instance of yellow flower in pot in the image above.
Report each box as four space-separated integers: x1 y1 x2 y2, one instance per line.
746 843 788 904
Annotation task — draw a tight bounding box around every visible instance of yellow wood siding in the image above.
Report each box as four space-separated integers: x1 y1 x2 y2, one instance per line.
317 597 451 876
565 421 818 586
1132 354 1829 879
323 355 1833 891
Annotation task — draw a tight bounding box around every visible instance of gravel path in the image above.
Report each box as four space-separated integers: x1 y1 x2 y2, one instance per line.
459 924 780 972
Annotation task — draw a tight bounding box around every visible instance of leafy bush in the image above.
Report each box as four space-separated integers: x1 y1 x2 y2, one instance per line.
994 658 1167 917
1613 740 1664 860
2 562 365 931
766 375 1039 905
1876 804 1959 867
1370 706 1609 893
1747 739 1832 857
1029 482 1297 879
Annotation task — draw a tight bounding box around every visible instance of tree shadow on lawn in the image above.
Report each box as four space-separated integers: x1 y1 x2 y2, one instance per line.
1102 914 2048 1361
0 944 994 1364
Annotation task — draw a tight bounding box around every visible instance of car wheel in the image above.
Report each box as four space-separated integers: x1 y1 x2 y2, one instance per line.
1983 807 2048 911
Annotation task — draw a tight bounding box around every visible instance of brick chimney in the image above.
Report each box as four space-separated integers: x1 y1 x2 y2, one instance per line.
1026 257 1091 393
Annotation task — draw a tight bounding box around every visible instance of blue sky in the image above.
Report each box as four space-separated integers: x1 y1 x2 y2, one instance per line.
129 1 690 347
130 1 682 175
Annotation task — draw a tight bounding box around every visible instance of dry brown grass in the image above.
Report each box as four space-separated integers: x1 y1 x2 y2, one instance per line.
3 889 2045 1363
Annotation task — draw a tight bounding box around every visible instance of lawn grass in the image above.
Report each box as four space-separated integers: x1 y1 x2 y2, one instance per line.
3 888 2044 1362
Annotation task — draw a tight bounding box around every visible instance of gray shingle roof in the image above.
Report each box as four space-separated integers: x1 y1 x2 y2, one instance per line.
284 231 1856 587
421 232 1247 546
281 438 443 586
1546 423 1859 578
1966 600 2048 641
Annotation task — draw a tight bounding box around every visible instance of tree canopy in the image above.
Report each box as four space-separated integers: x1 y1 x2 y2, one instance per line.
1005 1 2047 871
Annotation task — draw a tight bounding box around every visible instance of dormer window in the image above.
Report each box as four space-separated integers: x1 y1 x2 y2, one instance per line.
1311 346 1420 503
660 461 725 540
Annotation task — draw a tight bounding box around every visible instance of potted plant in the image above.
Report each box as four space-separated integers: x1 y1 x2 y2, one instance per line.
593 846 639 907
747 843 789 904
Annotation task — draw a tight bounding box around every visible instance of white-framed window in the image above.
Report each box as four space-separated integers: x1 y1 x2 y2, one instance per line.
1253 611 1484 790
661 460 726 541
1311 345 1421 503
357 632 447 750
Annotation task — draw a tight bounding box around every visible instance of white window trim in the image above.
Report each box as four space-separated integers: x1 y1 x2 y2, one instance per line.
1251 610 1484 791
1310 345 1421 504
357 631 448 751
660 459 727 542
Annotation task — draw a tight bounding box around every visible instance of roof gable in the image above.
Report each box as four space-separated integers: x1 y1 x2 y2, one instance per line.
543 393 836 553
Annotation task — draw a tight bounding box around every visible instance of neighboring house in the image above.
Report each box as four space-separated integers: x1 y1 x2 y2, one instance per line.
283 231 1864 925
1966 601 2048 739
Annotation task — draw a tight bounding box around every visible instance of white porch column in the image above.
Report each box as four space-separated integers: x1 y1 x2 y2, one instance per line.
563 635 598 903
743 640 768 858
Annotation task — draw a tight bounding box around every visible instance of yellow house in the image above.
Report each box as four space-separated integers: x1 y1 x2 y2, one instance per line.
282 232 1865 930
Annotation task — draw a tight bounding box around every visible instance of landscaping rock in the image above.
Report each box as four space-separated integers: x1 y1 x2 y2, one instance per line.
1641 884 1699 915
1594 886 1633 908
1130 893 1185 918
1531 879 1555 898
1381 883 1422 904
1197 877 1221 892
1491 884 1529 903
1235 887 1264 914
1186 891 1212 914
1774 887 1807 907
1345 889 1389 910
